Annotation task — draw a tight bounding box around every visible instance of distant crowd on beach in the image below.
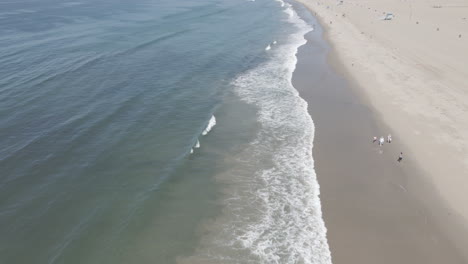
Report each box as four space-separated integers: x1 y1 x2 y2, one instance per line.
373 134 403 162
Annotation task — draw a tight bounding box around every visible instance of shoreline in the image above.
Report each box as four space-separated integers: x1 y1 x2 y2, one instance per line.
291 2 467 263
291 1 468 258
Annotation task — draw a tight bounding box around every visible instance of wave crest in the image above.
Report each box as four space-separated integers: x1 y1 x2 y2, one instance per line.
202 115 216 136
180 3 331 264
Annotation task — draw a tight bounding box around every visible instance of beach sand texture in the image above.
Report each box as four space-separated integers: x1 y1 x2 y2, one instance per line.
295 0 468 257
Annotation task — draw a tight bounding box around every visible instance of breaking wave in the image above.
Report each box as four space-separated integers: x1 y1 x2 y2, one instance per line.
202 115 216 136
180 3 331 264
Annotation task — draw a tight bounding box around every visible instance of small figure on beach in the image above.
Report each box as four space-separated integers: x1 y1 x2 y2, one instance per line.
373 136 377 143
379 136 384 146
387 134 392 143
397 152 403 162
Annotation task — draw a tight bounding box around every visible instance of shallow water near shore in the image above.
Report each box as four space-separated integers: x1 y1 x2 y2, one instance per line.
0 0 332 263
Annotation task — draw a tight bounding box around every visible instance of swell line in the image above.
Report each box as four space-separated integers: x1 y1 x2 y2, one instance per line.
114 29 192 57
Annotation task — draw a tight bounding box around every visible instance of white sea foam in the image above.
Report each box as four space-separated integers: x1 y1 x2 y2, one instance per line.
284 4 295 18
276 0 286 7
273 40 277 45
181 2 331 264
180 3 330 264
227 7 331 263
190 118 213 155
202 115 216 136
265 44 271 51
189 141 199 155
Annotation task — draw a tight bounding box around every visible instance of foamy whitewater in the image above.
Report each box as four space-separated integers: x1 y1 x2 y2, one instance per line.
202 115 217 136
0 0 332 263
192 115 216 154
180 2 331 263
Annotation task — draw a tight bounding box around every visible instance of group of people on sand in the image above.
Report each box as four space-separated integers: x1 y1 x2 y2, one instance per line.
373 134 403 162
373 134 391 145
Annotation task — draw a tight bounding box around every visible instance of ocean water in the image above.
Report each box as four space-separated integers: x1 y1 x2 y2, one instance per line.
0 0 331 263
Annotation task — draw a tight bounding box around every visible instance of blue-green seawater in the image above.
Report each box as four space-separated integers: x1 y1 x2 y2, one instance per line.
0 0 331 263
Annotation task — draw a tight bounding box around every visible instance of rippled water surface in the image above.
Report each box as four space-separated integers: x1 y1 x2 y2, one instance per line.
0 0 330 263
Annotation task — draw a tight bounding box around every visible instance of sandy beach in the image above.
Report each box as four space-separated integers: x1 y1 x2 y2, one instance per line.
292 0 468 263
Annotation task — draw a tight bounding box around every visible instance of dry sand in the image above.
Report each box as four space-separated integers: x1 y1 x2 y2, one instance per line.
290 0 468 262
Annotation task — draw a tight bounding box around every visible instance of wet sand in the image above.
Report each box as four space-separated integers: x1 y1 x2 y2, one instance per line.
292 8 466 263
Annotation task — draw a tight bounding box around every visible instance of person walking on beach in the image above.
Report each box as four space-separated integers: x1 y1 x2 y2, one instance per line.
379 136 384 146
387 134 392 143
373 136 377 143
397 152 403 162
